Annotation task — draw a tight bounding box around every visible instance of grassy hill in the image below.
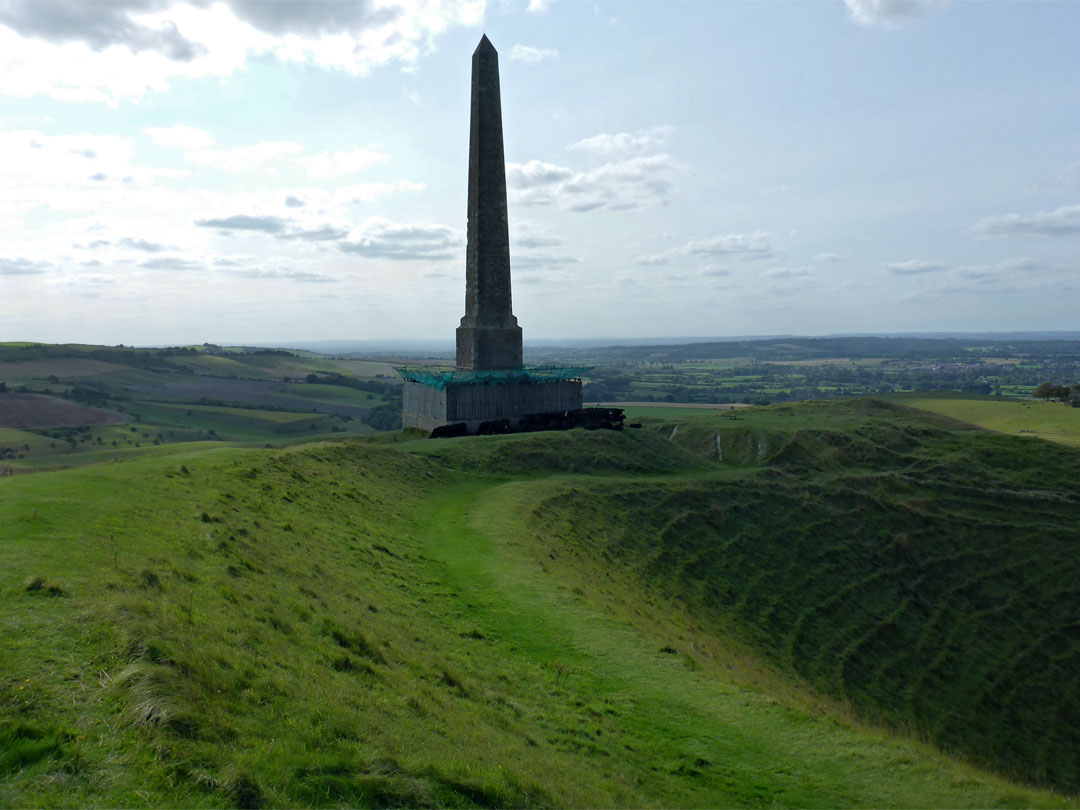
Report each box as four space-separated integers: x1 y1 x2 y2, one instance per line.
2 399 1079 807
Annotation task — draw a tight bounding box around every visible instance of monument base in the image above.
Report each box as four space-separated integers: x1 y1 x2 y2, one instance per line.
398 367 585 434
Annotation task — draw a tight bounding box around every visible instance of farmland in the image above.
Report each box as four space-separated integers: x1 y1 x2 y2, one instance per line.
536 336 1080 405
0 344 401 474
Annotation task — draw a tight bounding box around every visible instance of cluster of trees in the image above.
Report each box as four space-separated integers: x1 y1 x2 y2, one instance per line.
0 343 179 370
304 372 399 398
1034 381 1080 405
304 373 403 430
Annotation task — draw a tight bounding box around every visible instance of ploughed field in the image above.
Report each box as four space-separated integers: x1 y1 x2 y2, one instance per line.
2 399 1078 807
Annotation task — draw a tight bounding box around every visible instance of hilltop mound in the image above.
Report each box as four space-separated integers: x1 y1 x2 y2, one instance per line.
2 400 1077 806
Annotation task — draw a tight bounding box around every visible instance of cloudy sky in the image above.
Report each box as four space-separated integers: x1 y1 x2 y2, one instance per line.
1 0 1078 345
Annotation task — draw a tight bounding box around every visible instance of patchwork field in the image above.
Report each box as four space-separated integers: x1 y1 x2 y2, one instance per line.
0 359 129 379
150 403 325 424
0 344 400 472
0 394 124 430
554 336 1080 405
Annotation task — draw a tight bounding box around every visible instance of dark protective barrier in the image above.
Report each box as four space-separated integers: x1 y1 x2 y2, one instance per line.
429 407 625 438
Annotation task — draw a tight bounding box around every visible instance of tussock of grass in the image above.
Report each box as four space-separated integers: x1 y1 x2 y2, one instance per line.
24 577 66 597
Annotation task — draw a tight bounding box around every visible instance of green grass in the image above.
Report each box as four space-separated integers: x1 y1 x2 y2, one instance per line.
125 403 344 443
176 355 282 380
418 480 1062 808
2 400 1078 806
151 403 319 424
897 394 1080 447
277 383 385 407
329 359 401 379
615 404 739 420
512 400 1080 791
0 430 57 456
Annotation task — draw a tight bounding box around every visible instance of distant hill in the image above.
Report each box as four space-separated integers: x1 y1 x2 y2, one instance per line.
239 332 1080 354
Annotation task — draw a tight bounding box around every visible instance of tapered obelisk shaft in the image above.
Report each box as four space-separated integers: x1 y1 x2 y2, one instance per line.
456 35 523 370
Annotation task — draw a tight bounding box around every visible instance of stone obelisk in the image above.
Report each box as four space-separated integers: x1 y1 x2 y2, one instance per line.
456 35 523 370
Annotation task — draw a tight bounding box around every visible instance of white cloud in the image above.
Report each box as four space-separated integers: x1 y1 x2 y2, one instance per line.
0 0 204 58
513 254 578 270
119 236 173 252
140 256 202 271
882 259 947 275
224 267 336 284
813 252 844 263
301 148 389 180
683 232 775 260
339 217 462 261
765 266 810 279
844 0 949 28
701 265 730 277
997 257 1053 273
567 126 674 158
633 254 669 266
512 221 563 249
508 154 684 212
0 256 52 275
144 124 214 150
506 160 574 188
0 0 485 104
508 44 558 64
526 0 552 13
186 141 304 173
0 130 179 190
195 214 288 233
194 213 354 244
907 257 1076 298
972 204 1080 238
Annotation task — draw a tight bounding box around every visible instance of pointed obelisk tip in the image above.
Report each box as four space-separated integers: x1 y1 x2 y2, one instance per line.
475 34 496 54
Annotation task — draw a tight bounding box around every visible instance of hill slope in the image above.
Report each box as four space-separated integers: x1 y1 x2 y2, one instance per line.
1 400 1078 806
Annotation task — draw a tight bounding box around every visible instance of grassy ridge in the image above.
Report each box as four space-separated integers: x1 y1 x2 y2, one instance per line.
3 444 569 807
516 401 1080 791
2 401 1078 806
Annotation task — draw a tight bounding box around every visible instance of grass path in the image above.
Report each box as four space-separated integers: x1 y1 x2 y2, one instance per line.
415 477 1070 808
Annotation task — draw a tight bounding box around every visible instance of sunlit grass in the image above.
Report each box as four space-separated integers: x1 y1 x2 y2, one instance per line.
898 395 1080 447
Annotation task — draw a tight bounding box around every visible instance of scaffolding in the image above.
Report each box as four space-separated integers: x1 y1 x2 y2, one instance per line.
395 366 590 391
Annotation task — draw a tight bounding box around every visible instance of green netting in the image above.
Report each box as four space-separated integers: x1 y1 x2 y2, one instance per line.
395 366 590 390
